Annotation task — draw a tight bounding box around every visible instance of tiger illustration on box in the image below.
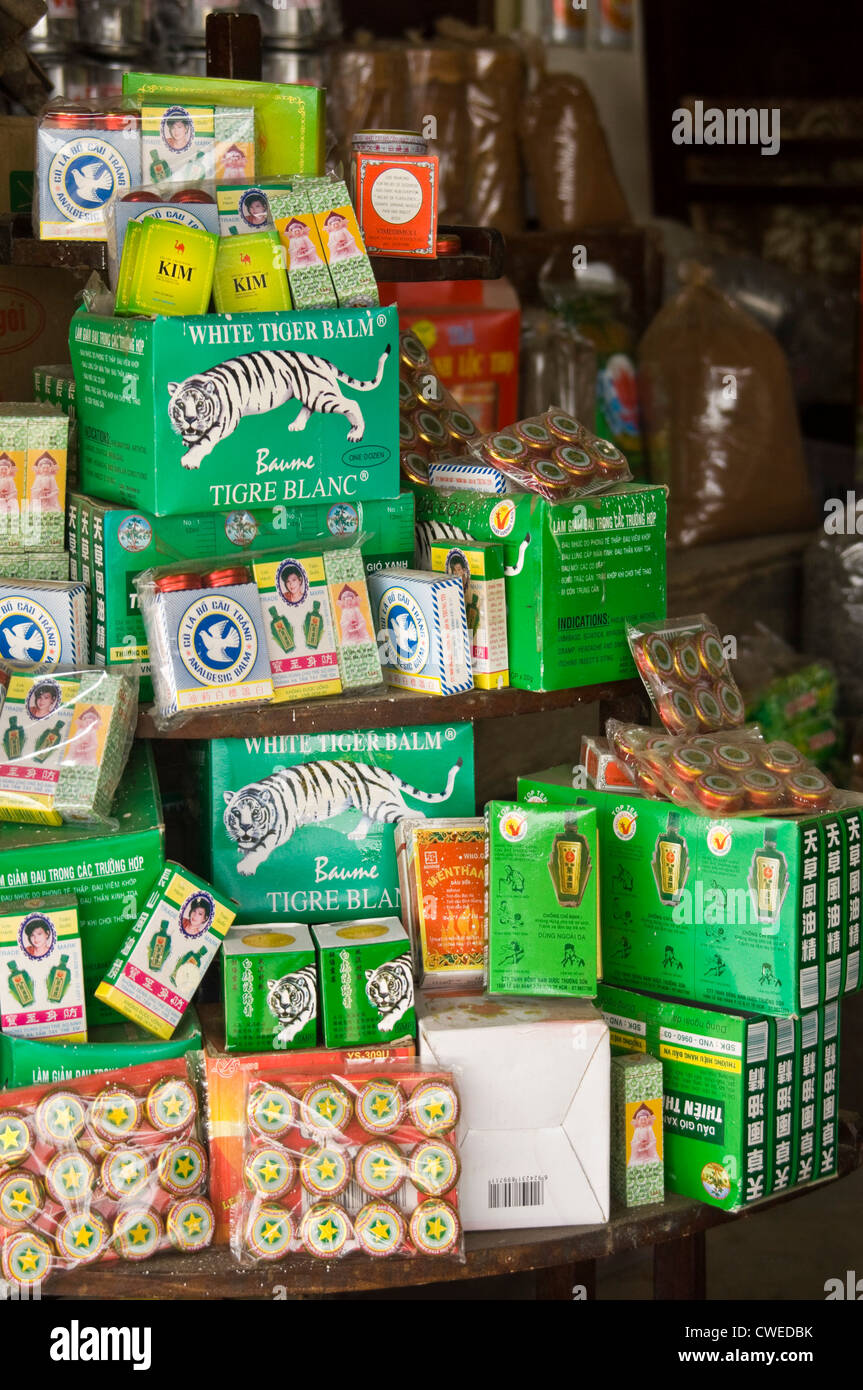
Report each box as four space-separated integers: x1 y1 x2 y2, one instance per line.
365 953 414 1034
266 964 318 1047
223 756 464 877
168 344 391 470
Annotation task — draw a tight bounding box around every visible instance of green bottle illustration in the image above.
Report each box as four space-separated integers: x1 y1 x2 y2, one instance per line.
7 958 34 1007
187 150 207 182
149 148 171 182
465 591 480 636
748 829 788 924
46 954 71 1004
3 716 24 759
652 810 689 905
269 606 295 654
171 948 206 990
34 720 64 764
304 599 324 649
148 920 172 972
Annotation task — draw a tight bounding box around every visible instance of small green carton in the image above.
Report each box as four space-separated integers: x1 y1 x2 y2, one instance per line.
486 801 598 998
222 922 317 1052
312 916 415 1048
610 1053 664 1207
414 484 667 691
0 1005 201 1087
70 304 400 518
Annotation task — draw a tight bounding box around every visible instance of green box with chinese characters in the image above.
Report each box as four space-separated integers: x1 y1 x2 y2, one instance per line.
312 916 415 1047
485 800 598 998
599 984 839 1211
611 1053 664 1207
222 922 317 1052
517 769 862 1016
196 722 475 924
0 743 164 1026
70 305 399 518
69 490 414 702
414 483 667 691
0 1005 201 1087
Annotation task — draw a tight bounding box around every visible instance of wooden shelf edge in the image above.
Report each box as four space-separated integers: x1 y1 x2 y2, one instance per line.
135 677 644 739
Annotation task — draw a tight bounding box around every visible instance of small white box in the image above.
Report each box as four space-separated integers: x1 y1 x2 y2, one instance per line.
418 993 609 1230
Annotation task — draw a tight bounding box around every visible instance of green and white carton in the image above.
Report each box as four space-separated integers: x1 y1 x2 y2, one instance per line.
414 484 667 691
485 800 598 998
69 491 414 702
312 916 415 1048
222 922 317 1052
517 771 863 1016
196 722 475 923
0 1006 201 1088
70 305 399 517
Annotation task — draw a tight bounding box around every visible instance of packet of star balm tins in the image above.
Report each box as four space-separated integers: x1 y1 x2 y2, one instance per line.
469 409 631 503
96 861 236 1038
626 613 746 735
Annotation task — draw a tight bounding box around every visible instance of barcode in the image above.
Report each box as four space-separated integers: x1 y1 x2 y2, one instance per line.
488 1176 546 1210
801 1011 819 1050
746 1021 769 1065
826 958 842 1000
845 950 860 992
775 1016 795 1056
799 966 820 1010
824 1000 839 1039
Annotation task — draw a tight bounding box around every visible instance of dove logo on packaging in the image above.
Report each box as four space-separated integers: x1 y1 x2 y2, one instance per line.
377 586 429 675
49 138 132 220
0 600 61 664
178 595 259 685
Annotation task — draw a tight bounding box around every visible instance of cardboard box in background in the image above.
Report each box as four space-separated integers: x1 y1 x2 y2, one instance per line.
0 266 86 400
0 117 34 214
380 279 520 432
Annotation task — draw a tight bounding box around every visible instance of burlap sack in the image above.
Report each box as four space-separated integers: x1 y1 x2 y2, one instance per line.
639 264 816 548
521 73 630 230
327 42 408 174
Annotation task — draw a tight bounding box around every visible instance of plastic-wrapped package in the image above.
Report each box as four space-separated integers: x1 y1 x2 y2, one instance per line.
627 614 745 735
803 530 863 718
104 181 220 290
327 44 409 176
35 103 142 242
398 330 480 487
464 41 524 236
0 403 69 553
0 666 137 827
519 309 597 424
606 719 840 818
520 73 630 231
0 1057 212 1289
733 622 840 768
404 43 470 225
638 263 816 547
228 1063 464 1263
467 408 631 503
395 817 486 991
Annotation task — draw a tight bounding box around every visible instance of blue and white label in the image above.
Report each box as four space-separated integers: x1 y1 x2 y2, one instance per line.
0 599 61 663
49 138 131 221
377 586 429 675
178 595 259 686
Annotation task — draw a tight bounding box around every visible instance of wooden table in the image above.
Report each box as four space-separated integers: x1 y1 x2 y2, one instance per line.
47 1121 861 1301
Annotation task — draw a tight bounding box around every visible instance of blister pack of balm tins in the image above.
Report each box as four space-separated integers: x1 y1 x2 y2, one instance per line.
0 1058 213 1289
397 330 481 487
230 1065 464 1264
36 103 142 241
136 561 274 729
467 409 632 504
0 666 137 827
627 614 746 735
606 720 841 817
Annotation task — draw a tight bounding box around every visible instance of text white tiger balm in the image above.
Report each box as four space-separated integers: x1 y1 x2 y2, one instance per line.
311 917 416 1048
95 861 236 1039
367 569 473 697
222 923 317 1052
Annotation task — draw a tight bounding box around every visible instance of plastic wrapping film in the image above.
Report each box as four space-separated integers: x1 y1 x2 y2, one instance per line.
803 529 863 718
467 408 631 503
627 613 746 734
398 329 481 488
0 665 137 828
103 180 220 291
638 263 817 548
35 102 142 242
519 309 597 422
520 73 630 231
227 1063 464 1264
404 43 471 225
327 43 409 178
463 42 525 237
606 719 841 818
0 1056 213 1288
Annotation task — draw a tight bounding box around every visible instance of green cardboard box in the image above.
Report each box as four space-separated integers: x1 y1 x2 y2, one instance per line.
599 984 839 1211
0 743 164 1025
196 723 475 923
0 1005 201 1087
70 305 400 518
222 922 317 1052
312 915 415 1047
486 800 598 998
414 483 667 691
517 770 862 1016
70 491 414 702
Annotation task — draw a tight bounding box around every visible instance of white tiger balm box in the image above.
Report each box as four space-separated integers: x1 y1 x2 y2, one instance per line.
429 540 509 691
367 568 473 697
312 916 415 1049
222 923 317 1052
69 305 400 518
96 860 236 1039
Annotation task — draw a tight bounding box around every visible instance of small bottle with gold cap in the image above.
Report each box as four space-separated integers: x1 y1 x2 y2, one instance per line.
34 720 65 764
148 920 172 973
304 600 324 650
652 810 689 905
7 958 34 1008
269 606 295 654
45 953 71 1004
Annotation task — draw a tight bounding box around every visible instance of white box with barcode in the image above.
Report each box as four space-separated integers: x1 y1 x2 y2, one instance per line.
418 993 609 1230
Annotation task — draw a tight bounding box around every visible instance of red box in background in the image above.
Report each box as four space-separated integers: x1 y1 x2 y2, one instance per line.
379 278 520 433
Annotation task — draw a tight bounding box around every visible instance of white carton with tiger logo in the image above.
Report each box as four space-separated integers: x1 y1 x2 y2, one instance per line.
198 722 475 923
69 305 399 517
